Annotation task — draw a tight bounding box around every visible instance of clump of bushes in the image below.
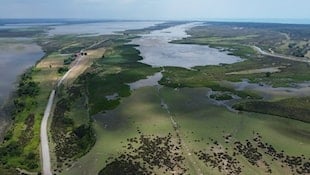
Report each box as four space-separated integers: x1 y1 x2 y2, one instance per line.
210 92 233 101
17 69 39 97
58 66 69 74
64 56 76 65
52 88 95 168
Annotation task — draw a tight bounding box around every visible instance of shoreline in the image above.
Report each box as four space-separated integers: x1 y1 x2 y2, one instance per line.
0 48 47 141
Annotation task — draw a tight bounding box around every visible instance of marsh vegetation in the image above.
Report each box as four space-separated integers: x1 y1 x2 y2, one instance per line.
0 21 309 175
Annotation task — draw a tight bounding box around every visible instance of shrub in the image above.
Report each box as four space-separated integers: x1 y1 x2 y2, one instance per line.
58 67 69 74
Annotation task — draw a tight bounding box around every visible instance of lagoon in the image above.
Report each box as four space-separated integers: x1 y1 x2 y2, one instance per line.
131 22 243 69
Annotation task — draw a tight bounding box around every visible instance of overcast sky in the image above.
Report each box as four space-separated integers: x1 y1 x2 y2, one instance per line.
1 0 310 20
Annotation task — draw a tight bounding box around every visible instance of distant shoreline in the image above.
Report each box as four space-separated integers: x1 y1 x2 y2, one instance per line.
1 18 310 26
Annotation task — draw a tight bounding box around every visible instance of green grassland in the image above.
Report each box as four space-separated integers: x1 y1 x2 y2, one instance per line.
233 97 310 123
169 40 310 88
81 43 160 116
0 22 180 174
166 22 310 122
1 21 309 175
64 86 310 175
51 85 96 174
0 32 118 173
182 22 310 58
50 38 161 174
62 24 309 175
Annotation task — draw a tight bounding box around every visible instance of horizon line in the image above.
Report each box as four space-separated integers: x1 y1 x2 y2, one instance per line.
1 18 310 25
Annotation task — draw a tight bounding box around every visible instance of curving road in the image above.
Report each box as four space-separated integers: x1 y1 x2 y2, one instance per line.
252 46 310 63
40 54 85 175
40 90 55 175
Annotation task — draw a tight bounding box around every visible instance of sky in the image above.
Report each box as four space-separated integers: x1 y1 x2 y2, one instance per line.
0 0 310 21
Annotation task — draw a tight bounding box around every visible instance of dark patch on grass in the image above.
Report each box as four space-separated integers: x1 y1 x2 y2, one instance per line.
210 93 233 101
100 133 186 175
99 159 150 175
51 85 95 169
93 112 126 131
197 133 309 174
233 98 310 123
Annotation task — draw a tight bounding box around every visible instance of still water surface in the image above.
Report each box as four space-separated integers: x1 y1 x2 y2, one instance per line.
48 21 161 36
0 39 44 104
131 22 243 68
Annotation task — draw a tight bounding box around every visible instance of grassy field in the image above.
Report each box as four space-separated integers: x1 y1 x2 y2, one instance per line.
50 47 107 174
1 21 309 174
48 37 162 174
62 26 309 174
233 97 310 123
82 43 160 116
165 22 310 123
0 22 177 174
183 22 310 59
64 86 310 175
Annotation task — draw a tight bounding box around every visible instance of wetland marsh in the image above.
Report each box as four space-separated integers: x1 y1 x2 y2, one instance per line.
0 20 309 175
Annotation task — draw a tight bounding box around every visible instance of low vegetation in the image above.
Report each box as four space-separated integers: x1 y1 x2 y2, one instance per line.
79 42 160 116
233 97 310 123
51 85 95 173
0 68 41 172
210 92 233 101
36 35 119 54
100 133 186 175
165 22 310 123
62 23 310 175
1 21 309 175
63 56 76 65
58 66 69 74
0 27 47 37
0 33 83 174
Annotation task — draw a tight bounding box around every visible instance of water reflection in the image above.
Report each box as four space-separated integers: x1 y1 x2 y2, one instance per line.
128 72 163 91
131 23 242 68
223 80 310 100
0 39 44 104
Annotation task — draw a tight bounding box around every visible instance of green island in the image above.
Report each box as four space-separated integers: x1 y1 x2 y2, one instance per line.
0 20 309 175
